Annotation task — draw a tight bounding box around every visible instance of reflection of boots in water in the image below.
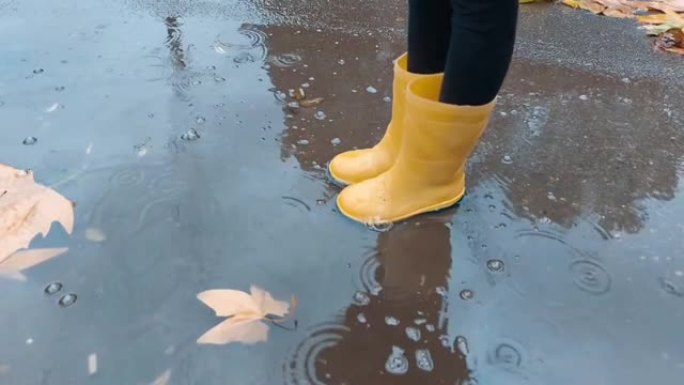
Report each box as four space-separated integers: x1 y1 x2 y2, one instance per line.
299 218 469 385
328 54 437 186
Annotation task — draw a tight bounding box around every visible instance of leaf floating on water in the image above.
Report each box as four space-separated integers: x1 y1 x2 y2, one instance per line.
0 164 74 263
196 286 291 345
0 248 68 281
150 369 172 385
299 97 324 107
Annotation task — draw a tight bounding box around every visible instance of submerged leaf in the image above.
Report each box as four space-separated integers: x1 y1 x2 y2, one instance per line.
0 164 74 263
0 248 68 281
197 315 269 345
150 370 172 385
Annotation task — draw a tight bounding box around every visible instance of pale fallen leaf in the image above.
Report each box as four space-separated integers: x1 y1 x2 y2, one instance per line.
0 164 74 263
150 369 172 385
196 286 290 345
648 0 684 12
0 248 68 281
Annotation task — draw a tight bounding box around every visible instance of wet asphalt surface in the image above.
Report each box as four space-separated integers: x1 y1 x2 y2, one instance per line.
2 0 684 384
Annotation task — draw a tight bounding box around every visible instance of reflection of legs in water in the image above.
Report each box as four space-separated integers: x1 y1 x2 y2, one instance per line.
309 219 469 384
334 0 519 224
165 16 186 70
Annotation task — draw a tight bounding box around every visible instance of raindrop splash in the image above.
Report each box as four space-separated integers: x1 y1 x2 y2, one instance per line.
405 327 421 342
569 260 612 295
22 136 38 145
487 259 505 272
58 293 78 307
459 289 474 300
44 282 63 295
180 128 200 141
385 316 400 326
385 346 409 375
415 349 434 372
352 291 371 306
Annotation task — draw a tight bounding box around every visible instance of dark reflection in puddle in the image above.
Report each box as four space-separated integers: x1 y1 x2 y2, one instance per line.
288 216 470 385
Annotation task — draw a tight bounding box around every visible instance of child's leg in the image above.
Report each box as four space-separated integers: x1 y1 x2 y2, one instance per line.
407 0 453 74
440 0 518 105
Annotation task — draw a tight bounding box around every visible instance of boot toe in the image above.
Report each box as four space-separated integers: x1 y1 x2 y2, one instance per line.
337 177 391 224
329 149 391 186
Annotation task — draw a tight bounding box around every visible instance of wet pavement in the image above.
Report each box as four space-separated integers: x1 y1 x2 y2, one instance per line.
1 0 684 384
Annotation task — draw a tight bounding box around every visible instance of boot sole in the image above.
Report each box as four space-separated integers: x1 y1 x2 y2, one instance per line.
336 188 465 226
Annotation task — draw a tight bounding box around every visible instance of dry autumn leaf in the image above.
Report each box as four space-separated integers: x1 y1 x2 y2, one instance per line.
299 97 324 107
150 369 171 385
0 248 68 281
197 286 290 345
0 164 74 263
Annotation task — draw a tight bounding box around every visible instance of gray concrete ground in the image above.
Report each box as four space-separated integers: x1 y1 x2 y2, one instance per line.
1 0 683 384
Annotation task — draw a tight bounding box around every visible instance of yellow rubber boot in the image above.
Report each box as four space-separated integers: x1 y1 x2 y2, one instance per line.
328 54 432 185
337 75 496 225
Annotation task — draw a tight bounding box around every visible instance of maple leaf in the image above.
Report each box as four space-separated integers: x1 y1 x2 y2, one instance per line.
196 286 291 345
0 248 68 281
0 164 74 263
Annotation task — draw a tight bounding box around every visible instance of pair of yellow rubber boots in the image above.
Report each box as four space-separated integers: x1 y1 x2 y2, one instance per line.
329 54 495 225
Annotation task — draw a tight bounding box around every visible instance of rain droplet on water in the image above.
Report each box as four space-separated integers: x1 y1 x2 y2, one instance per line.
214 76 226 82
414 318 427 325
383 96 392 103
314 111 327 120
352 291 371 306
297 139 310 145
44 282 63 295
385 316 400 326
415 349 434 372
459 289 474 300
487 259 505 272
366 86 378 94
55 86 65 92
33 68 44 74
22 136 38 145
233 52 255 64
180 128 200 141
435 286 447 296
196 116 206 124
501 155 513 165
425 324 435 333
330 138 342 146
456 336 469 355
357 312 368 324
405 327 421 342
385 346 409 375
366 220 394 233
58 293 77 307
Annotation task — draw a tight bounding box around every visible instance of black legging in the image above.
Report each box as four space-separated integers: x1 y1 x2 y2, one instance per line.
408 0 518 106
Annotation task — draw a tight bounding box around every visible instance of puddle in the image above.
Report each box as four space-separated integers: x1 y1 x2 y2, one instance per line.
1 0 683 384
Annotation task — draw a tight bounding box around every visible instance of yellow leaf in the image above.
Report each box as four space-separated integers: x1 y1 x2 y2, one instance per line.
0 248 68 281
520 0 537 3
0 164 74 263
150 369 171 385
196 286 291 345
